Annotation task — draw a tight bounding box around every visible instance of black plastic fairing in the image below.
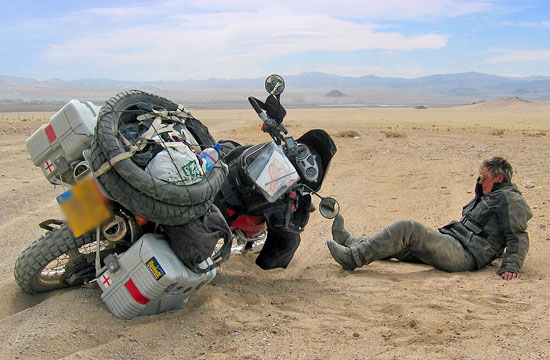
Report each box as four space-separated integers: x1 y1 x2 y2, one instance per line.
296 129 337 191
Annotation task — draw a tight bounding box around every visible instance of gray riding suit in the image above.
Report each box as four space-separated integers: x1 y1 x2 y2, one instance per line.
350 182 532 273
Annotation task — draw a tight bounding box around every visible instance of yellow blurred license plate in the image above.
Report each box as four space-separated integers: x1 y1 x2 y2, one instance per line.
56 178 112 237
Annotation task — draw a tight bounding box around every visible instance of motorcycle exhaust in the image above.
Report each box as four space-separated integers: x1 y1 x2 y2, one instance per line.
102 215 128 242
73 160 91 182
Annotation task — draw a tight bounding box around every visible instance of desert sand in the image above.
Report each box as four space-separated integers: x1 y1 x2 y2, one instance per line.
1 101 549 359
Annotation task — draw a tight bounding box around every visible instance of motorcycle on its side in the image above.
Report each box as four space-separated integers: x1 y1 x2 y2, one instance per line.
13 74 339 319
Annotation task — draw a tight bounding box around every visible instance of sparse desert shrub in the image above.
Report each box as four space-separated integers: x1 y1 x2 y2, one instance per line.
336 130 360 138
383 131 407 138
490 129 505 136
524 131 547 137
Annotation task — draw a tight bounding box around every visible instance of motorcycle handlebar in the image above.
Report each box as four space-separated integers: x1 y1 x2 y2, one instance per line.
248 96 284 144
248 97 263 115
248 96 273 126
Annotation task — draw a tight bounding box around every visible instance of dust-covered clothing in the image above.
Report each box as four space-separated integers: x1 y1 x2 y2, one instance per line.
439 182 532 274
350 182 531 274
350 220 477 272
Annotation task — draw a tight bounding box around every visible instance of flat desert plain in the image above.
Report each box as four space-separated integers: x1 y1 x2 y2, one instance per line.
1 99 549 359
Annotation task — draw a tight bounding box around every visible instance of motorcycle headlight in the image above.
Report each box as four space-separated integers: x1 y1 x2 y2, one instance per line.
295 143 319 184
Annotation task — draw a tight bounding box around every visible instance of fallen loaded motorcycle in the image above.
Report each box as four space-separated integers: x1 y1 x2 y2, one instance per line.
14 74 339 319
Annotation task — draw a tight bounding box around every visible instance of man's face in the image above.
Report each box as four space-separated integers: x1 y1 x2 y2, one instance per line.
478 166 503 194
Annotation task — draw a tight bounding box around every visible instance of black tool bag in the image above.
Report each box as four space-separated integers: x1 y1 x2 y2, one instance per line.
163 204 232 273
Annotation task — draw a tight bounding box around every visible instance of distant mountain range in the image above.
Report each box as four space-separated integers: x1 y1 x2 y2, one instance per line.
1 72 550 108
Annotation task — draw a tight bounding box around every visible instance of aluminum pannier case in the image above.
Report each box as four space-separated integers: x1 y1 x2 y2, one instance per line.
97 233 217 320
26 100 101 184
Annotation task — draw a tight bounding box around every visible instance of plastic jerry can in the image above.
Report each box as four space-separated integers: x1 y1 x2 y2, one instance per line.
25 100 101 184
97 233 217 320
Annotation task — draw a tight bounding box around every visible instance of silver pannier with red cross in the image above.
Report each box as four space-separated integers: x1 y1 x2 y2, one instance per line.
97 233 216 320
26 100 101 185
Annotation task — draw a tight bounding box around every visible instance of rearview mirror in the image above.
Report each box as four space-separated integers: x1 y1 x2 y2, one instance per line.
319 197 340 219
265 74 285 96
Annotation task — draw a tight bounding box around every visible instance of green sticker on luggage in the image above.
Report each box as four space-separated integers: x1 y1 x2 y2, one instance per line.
181 160 202 182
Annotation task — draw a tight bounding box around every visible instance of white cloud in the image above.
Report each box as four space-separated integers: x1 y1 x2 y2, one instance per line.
487 50 550 63
44 8 448 79
2 0 508 80
182 0 494 20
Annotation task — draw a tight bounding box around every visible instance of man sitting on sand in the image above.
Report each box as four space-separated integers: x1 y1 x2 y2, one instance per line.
327 157 532 280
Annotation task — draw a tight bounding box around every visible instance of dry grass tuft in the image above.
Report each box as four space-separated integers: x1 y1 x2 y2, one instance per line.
382 130 407 138
490 129 505 136
522 131 546 137
336 130 361 138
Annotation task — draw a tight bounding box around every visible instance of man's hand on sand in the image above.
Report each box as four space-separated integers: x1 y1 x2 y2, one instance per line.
501 272 520 280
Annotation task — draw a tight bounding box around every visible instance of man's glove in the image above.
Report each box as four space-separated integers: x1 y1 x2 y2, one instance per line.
475 177 483 198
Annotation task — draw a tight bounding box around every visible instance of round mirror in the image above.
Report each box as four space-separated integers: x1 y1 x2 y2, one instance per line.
319 197 340 219
265 74 285 95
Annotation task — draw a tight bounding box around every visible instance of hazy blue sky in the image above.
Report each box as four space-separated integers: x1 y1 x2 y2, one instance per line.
1 0 549 80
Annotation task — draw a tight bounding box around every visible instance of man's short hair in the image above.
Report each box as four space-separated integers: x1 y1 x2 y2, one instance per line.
481 157 513 182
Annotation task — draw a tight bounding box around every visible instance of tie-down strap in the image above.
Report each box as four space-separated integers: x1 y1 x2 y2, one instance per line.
93 104 194 178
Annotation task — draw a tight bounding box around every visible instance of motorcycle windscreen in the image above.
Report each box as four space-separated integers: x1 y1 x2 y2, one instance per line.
245 141 300 202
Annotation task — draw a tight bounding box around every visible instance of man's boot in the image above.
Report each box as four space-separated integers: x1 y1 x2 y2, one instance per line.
332 215 365 247
326 240 363 271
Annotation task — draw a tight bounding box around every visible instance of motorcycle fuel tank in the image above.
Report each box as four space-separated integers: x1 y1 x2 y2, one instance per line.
97 233 216 320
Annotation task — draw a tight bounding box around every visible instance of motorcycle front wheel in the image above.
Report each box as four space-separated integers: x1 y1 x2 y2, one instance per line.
14 223 106 294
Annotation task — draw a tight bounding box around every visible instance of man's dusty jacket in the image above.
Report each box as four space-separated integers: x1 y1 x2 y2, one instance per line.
440 182 532 274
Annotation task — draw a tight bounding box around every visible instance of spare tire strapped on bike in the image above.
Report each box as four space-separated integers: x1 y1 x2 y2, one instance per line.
90 90 227 225
93 104 203 179
90 91 233 271
92 90 226 205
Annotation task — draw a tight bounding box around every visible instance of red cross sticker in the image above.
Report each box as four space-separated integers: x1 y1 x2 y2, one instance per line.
44 160 54 173
102 274 111 287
